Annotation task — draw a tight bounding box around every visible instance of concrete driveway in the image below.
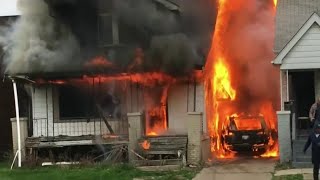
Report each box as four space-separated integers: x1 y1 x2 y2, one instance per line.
193 158 276 180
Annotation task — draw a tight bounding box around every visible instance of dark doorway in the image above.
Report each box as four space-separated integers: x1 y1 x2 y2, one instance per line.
290 71 315 129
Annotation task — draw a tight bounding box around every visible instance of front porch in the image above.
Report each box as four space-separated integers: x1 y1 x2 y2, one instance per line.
273 13 320 167
9 75 209 166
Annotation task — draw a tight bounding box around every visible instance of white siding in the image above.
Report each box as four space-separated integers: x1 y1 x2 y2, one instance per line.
168 84 188 134
32 86 54 137
32 82 206 137
282 23 320 69
32 85 128 137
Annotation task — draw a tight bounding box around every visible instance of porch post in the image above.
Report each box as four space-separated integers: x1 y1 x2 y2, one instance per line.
127 112 143 163
280 70 283 110
315 70 320 99
12 80 22 167
286 70 289 101
277 111 292 163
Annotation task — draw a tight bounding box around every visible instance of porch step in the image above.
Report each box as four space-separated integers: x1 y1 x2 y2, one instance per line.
292 161 313 168
295 155 311 162
297 134 309 139
292 130 313 168
292 140 309 152
292 139 312 168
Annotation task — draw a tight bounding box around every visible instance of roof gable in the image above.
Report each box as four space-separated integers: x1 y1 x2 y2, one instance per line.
273 13 320 65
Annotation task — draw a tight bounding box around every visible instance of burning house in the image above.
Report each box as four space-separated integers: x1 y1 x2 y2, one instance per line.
2 0 285 167
1 0 215 166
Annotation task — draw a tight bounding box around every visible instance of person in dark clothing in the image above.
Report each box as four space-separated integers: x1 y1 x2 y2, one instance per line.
309 98 320 128
304 123 320 180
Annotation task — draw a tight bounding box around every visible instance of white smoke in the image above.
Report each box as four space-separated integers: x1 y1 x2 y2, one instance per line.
0 0 80 74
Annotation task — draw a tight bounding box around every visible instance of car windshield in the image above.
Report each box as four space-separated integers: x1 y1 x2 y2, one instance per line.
233 117 262 130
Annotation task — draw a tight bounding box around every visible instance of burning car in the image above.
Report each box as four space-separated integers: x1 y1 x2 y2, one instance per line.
221 115 270 153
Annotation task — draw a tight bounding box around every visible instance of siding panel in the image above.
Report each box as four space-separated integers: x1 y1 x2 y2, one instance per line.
282 23 320 69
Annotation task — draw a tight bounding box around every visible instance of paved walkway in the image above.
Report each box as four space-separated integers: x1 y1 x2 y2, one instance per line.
193 159 275 180
275 168 316 180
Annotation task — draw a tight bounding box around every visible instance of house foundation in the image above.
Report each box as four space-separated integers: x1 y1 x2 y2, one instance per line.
127 112 143 163
10 117 28 161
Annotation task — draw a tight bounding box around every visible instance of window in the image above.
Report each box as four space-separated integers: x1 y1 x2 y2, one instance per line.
58 85 95 119
98 9 120 47
98 14 114 46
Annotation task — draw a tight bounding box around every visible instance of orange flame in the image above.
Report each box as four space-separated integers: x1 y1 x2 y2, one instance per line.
141 140 150 150
205 0 279 159
145 85 169 136
214 60 236 101
260 102 279 157
204 0 237 156
273 0 277 7
206 59 236 157
84 56 113 69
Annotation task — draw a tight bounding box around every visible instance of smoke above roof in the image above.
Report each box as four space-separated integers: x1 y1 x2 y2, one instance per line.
0 0 215 77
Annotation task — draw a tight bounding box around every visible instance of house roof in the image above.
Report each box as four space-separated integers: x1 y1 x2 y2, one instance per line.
274 0 320 53
273 13 320 65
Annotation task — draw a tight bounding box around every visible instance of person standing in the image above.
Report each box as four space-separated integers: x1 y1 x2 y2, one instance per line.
304 123 320 180
309 98 320 128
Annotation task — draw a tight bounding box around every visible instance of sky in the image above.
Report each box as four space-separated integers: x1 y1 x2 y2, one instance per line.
0 0 19 16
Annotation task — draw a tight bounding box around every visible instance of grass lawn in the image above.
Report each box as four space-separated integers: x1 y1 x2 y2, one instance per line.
0 162 198 180
272 175 303 180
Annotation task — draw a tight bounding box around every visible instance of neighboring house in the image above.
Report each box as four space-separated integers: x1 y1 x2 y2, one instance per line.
0 15 18 159
273 0 320 167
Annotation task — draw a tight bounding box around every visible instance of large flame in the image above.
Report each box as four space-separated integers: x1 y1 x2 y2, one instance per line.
204 0 237 158
205 0 279 159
